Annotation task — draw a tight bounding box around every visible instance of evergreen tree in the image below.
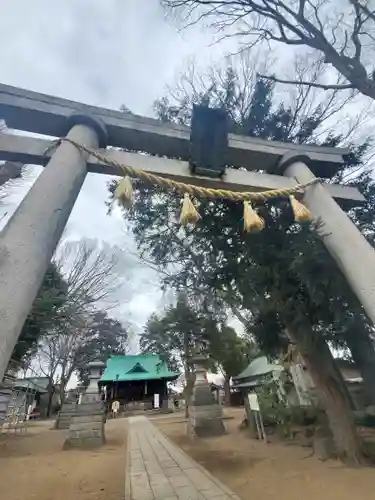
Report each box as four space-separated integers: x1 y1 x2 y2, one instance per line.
75 311 128 385
114 64 374 463
11 262 68 366
141 296 257 405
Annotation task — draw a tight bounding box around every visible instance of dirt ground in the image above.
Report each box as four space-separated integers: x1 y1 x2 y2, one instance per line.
154 408 375 500
3 411 375 500
0 418 127 500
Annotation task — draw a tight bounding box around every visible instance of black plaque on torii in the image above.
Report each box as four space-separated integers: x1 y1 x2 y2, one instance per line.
189 104 228 178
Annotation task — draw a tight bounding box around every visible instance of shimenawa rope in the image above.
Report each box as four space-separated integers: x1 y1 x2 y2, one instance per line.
44 137 317 231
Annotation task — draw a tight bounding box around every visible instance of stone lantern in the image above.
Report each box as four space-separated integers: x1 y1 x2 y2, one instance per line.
187 348 225 438
83 360 105 403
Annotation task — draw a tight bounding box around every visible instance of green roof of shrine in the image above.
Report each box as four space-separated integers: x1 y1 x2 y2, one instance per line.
99 354 179 383
232 356 283 381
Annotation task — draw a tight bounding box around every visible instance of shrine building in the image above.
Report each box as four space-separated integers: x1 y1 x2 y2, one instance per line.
99 354 179 410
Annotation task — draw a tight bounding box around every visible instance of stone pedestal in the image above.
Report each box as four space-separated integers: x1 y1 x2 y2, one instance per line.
188 354 225 438
63 361 106 449
55 401 77 430
63 402 105 449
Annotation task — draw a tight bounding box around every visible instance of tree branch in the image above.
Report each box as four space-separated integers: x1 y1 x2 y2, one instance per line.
164 0 375 98
258 73 355 91
351 0 375 23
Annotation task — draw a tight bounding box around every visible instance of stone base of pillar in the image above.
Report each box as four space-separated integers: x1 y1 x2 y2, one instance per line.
63 401 105 449
188 384 226 438
55 401 77 430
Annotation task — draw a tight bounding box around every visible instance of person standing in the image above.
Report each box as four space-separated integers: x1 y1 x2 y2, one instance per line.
111 400 120 418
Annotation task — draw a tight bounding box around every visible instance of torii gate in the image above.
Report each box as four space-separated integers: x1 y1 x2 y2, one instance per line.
0 83 374 381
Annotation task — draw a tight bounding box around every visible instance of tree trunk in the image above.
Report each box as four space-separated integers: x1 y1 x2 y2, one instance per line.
223 376 231 406
288 324 365 465
183 331 190 418
59 380 66 406
344 324 375 406
46 379 55 418
184 371 195 418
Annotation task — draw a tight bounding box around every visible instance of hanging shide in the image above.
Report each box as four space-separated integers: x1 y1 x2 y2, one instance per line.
180 193 201 226
109 173 313 233
56 138 319 231
48 137 322 229
289 195 312 222
114 176 134 209
243 201 265 233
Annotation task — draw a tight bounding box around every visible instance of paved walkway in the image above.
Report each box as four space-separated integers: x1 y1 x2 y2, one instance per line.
125 416 240 500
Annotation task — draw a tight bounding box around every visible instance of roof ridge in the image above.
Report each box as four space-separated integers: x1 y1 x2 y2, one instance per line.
109 353 160 358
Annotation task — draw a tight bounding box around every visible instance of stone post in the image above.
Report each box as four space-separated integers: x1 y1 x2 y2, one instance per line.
0 115 107 381
187 351 226 438
280 155 375 327
63 360 106 449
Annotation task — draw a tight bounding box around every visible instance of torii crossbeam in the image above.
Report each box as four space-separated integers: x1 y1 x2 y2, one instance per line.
0 83 374 380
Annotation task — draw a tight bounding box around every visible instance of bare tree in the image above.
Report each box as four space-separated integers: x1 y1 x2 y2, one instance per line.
37 309 129 410
35 315 89 413
162 0 375 99
25 239 131 412
53 239 127 323
41 325 87 399
36 329 65 415
155 52 363 145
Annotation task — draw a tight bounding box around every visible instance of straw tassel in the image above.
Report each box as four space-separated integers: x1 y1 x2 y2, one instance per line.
114 176 134 209
243 201 265 233
180 193 201 226
289 195 311 222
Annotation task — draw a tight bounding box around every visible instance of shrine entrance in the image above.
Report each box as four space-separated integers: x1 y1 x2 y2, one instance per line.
0 82 374 383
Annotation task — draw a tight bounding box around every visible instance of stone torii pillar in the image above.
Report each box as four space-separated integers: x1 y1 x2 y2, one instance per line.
0 114 107 381
280 154 375 326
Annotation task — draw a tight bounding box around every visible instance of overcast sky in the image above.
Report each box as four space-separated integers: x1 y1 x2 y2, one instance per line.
2 0 373 364
0 0 234 349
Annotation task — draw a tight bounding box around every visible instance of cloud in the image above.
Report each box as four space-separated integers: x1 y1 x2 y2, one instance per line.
0 0 220 114
0 0 233 341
